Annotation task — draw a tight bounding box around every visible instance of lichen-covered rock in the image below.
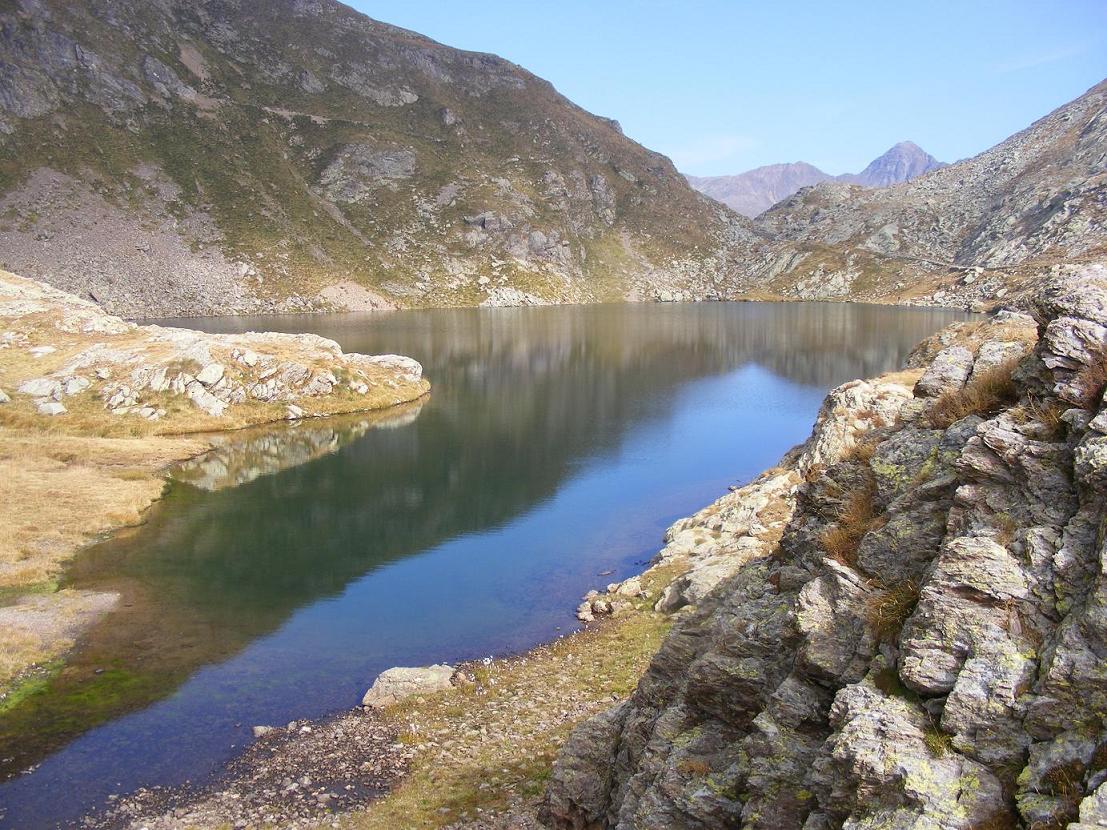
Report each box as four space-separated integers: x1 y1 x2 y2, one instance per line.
543 267 1107 830
913 345 973 397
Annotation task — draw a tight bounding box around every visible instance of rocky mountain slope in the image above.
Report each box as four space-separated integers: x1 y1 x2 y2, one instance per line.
686 142 944 217
0 0 752 316
543 263 1107 830
752 81 1107 306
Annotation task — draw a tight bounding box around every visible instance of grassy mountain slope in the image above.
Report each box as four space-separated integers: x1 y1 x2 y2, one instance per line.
0 0 754 316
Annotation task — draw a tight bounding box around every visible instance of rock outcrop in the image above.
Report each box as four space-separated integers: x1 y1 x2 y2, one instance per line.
543 265 1107 829
0 269 428 431
751 81 1107 308
362 665 457 708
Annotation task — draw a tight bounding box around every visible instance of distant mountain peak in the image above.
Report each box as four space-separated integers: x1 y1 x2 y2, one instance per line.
687 141 945 217
847 141 946 188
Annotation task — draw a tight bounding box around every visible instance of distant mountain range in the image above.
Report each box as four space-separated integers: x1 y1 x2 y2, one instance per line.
686 141 946 217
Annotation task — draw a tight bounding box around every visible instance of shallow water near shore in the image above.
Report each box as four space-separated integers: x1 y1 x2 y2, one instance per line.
0 301 967 828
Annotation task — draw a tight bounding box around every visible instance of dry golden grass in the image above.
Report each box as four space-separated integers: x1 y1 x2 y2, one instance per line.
820 479 881 569
0 427 209 588
925 358 1021 429
0 590 118 691
1073 349 1107 408
876 367 925 388
866 580 920 641
842 436 880 464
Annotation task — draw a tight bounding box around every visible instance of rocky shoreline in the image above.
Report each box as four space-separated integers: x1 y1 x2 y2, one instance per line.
14 265 1107 830
543 264 1107 829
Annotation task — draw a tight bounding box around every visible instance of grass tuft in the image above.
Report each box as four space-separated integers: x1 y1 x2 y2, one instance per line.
922 725 953 758
867 580 920 641
1073 349 1107 409
925 358 1021 429
820 479 881 569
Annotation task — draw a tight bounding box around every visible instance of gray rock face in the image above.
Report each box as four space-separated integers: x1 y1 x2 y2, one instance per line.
843 141 946 188
687 162 834 218
319 145 417 204
913 345 973 397
543 265 1107 830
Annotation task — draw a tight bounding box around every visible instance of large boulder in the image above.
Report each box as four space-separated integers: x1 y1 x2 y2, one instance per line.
913 345 973 397
361 664 456 708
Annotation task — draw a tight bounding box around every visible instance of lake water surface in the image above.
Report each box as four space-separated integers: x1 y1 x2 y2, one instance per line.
0 302 967 828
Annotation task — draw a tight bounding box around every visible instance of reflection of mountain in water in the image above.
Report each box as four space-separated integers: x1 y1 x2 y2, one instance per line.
0 302 967 794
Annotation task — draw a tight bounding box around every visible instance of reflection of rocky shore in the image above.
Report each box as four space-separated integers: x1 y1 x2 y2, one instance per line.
171 400 427 492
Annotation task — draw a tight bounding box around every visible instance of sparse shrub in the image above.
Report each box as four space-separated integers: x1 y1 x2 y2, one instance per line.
969 810 1018 830
842 435 880 464
925 358 1021 429
1043 759 1084 798
1024 396 1068 440
1090 741 1107 774
855 406 890 430
866 579 920 641
993 512 1021 547
676 757 712 777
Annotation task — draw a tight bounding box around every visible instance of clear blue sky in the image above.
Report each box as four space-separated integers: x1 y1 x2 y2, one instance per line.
347 0 1106 176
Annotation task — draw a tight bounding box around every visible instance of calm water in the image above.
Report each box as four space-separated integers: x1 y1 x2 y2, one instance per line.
0 302 966 827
